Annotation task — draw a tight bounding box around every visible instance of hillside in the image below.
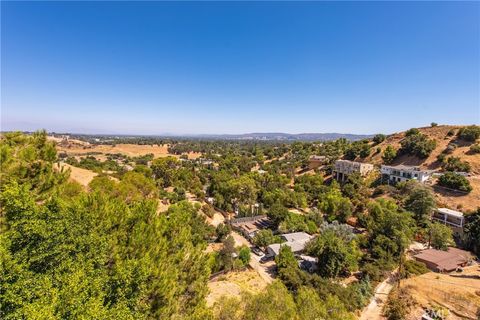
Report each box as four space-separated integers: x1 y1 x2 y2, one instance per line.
364 125 480 211
365 125 479 173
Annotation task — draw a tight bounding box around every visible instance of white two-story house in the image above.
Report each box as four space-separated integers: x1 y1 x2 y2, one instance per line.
381 164 432 184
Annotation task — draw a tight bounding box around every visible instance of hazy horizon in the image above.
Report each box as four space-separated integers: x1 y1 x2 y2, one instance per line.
2 2 479 134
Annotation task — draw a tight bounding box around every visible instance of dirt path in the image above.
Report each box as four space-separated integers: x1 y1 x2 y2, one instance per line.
360 272 397 320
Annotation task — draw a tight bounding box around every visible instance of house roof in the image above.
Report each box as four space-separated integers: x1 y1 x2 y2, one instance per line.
281 232 313 243
437 208 463 218
267 241 309 256
414 247 472 271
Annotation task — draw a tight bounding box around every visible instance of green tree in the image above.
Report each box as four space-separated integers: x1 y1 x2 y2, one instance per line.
319 188 353 223
400 133 436 158
267 202 290 226
373 134 386 144
252 229 282 250
296 287 355 320
404 187 435 227
215 223 231 242
442 156 471 172
382 145 397 164
219 235 236 271
238 246 251 266
363 199 416 261
458 125 480 142
428 222 453 250
306 229 361 278
463 209 480 255
243 281 297 320
437 172 472 192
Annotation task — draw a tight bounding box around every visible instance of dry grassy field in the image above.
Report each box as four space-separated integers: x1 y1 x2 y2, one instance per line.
402 265 480 320
49 136 201 159
53 162 98 187
207 269 268 307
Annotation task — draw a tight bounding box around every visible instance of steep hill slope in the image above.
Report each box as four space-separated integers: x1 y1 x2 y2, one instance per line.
366 125 479 174
365 125 480 211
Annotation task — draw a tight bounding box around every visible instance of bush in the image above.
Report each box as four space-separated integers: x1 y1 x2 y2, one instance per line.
469 144 480 154
202 204 215 218
401 260 429 278
436 153 446 163
438 172 472 192
458 125 480 142
405 128 420 136
382 145 397 164
384 289 414 320
373 134 386 144
400 133 437 158
431 122 438 127
238 246 251 266
442 156 471 172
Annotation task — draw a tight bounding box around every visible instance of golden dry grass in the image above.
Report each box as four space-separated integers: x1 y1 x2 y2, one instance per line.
57 143 201 159
54 162 97 187
402 265 480 320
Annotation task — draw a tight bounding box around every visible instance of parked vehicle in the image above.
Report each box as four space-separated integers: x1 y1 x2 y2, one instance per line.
251 247 264 256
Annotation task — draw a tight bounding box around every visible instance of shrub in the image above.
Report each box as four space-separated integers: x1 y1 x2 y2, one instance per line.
402 260 429 278
373 134 386 144
384 289 415 320
382 145 397 164
458 125 480 142
400 133 437 158
446 129 456 137
437 172 472 192
469 144 480 154
431 122 438 127
238 246 251 266
436 153 446 163
405 128 420 136
442 156 471 172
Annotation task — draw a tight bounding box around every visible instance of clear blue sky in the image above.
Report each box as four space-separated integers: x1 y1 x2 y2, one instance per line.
2 1 479 135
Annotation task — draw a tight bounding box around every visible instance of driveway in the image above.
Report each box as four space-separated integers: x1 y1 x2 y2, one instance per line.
360 271 397 320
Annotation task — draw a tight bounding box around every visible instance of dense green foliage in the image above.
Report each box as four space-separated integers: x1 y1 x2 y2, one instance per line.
463 209 480 256
373 134 386 144
457 125 480 142
427 222 453 250
404 186 436 227
441 156 471 172
306 229 361 278
0 132 213 319
382 145 397 164
399 131 436 158
469 144 480 154
437 172 472 192
4 129 477 319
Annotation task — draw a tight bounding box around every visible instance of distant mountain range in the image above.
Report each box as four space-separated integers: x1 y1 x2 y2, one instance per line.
184 132 373 141
43 131 373 142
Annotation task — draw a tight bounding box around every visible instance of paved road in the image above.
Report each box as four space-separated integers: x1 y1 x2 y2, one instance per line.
360 272 397 320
